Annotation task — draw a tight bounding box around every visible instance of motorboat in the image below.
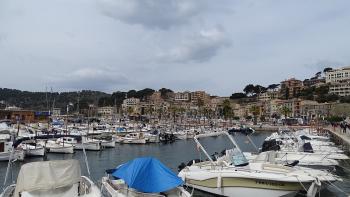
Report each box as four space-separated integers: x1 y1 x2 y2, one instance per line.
101 139 116 148
116 133 147 144
144 130 160 143
0 159 101 197
178 132 341 197
101 157 191 197
0 136 25 161
38 139 74 154
58 137 102 151
244 151 339 170
19 143 46 157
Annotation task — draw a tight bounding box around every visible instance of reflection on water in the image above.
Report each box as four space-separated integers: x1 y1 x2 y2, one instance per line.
0 132 349 196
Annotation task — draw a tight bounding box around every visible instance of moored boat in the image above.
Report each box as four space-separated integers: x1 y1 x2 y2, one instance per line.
0 159 101 197
101 157 191 197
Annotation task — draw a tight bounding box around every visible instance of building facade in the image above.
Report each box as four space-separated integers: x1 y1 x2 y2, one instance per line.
280 78 303 99
174 91 191 102
329 81 350 97
325 66 350 83
97 106 116 117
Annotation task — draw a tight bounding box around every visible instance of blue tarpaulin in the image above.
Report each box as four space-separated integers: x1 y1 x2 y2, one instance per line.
112 157 183 193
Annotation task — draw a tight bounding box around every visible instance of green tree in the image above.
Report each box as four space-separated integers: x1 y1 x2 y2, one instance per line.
222 99 233 121
243 84 256 96
250 105 260 125
280 106 291 118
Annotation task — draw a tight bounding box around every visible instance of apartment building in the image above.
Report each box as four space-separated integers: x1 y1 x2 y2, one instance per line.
280 78 303 99
174 91 191 102
325 66 350 83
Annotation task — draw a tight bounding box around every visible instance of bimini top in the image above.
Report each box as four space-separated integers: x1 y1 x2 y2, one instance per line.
14 160 81 197
112 157 183 193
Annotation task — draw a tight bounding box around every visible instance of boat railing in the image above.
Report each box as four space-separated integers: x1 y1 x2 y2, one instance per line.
80 176 93 195
1 184 16 197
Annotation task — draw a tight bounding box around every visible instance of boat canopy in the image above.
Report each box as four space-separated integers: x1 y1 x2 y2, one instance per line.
112 157 183 193
14 160 81 197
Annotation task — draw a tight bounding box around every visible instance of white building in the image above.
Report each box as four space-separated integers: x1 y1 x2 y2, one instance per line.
174 91 191 102
325 66 350 83
122 98 140 113
329 82 350 97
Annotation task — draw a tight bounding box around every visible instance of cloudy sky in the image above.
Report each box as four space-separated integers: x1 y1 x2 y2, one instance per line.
0 0 350 96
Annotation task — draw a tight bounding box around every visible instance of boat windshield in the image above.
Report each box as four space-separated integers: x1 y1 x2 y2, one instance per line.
227 149 249 166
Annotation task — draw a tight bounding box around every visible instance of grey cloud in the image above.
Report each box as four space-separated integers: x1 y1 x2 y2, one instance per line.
98 0 205 29
50 68 128 92
157 27 231 63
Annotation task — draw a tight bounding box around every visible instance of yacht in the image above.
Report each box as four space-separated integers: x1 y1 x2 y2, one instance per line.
178 132 341 197
101 157 191 197
1 160 101 197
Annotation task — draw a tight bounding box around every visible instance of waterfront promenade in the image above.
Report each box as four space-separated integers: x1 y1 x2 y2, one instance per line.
327 125 350 151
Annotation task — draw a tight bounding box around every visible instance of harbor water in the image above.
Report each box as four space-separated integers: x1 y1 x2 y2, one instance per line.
1 132 350 196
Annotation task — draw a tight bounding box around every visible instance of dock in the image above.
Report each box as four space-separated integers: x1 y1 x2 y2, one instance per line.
326 126 350 152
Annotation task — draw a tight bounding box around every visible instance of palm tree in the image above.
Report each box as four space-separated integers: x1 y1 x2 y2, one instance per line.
280 106 291 118
169 105 178 124
250 105 260 125
222 99 233 126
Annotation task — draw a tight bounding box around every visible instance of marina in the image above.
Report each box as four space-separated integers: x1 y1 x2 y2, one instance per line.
1 127 350 197
1 2 350 196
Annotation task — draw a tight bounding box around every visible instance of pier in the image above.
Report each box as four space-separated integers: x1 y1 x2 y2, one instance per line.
326 126 350 152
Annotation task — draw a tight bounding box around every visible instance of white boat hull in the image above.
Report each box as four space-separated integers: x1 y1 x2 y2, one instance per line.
101 140 115 148
74 142 101 151
47 146 74 154
0 150 25 161
188 183 297 197
24 147 45 157
120 139 146 144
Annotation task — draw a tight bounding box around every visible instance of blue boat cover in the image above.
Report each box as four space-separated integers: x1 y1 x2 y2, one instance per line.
112 157 183 193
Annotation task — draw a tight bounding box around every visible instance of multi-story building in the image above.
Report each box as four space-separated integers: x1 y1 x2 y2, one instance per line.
303 77 326 87
280 78 303 99
210 97 228 111
258 90 279 101
329 82 350 97
0 109 35 123
324 66 350 96
300 100 331 121
149 91 164 105
174 91 191 102
191 91 210 105
266 99 284 118
97 106 116 117
280 99 302 118
325 66 350 83
122 98 140 114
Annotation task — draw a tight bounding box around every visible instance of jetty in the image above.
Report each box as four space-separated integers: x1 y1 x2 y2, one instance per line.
326 126 350 152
